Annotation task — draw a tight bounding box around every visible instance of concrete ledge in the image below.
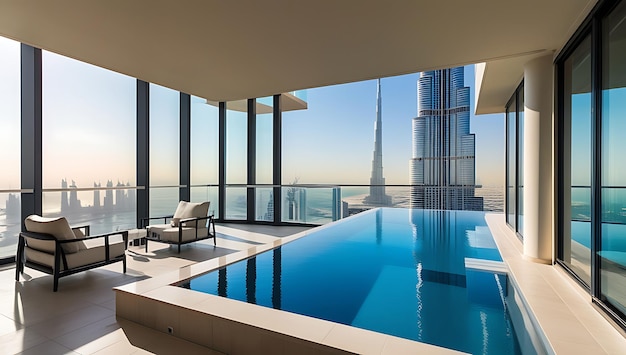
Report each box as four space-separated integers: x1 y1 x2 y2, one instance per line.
486 213 626 354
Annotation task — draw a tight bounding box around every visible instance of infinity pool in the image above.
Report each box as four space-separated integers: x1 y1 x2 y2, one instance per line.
181 208 522 354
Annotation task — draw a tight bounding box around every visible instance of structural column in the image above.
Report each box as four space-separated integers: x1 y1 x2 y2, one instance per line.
523 54 554 263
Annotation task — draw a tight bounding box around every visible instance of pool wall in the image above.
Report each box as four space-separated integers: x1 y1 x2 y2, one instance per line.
114 220 466 354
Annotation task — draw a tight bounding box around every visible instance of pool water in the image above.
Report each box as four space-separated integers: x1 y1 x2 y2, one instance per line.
182 208 522 354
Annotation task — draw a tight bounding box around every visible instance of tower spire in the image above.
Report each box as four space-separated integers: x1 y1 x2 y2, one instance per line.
365 79 391 206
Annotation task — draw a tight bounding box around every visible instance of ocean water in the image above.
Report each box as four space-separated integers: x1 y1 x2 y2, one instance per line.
0 186 504 258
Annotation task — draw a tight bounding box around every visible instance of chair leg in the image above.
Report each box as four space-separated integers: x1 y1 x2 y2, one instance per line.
53 274 59 292
178 244 181 254
123 255 127 274
15 236 24 281
145 239 148 253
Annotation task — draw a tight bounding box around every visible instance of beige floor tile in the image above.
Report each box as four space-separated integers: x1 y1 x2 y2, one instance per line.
0 313 23 337
0 328 48 354
54 315 126 353
28 304 113 339
16 339 79 355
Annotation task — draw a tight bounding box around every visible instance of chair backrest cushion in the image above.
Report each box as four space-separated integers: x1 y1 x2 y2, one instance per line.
171 201 210 227
24 215 80 254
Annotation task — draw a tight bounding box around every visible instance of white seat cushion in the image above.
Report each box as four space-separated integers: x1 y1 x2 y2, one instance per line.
24 236 125 270
148 226 209 243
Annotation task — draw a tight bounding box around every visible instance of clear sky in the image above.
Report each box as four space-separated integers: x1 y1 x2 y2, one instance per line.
1 35 506 192
282 66 505 186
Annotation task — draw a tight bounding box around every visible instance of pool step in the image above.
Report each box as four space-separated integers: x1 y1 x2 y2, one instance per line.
464 258 508 274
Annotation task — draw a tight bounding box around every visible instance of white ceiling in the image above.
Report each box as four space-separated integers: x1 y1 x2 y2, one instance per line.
0 0 596 108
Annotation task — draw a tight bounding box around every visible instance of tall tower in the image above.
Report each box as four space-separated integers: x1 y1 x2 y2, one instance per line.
409 67 483 211
61 179 69 212
365 79 391 206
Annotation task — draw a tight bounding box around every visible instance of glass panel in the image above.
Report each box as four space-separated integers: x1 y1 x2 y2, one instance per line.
561 34 592 285
506 100 516 228
255 188 274 222
517 88 524 236
150 84 179 187
42 51 137 233
0 36 21 259
281 186 344 224
256 97 273 184
43 189 136 235
191 186 219 219
225 187 247 220
149 187 179 218
42 51 136 189
226 103 247 184
191 96 218 185
225 103 247 220
600 2 626 315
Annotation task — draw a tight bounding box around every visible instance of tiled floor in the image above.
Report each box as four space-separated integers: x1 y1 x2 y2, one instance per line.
0 224 310 355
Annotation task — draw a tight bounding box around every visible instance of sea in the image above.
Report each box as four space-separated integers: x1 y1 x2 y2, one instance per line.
0 187 504 258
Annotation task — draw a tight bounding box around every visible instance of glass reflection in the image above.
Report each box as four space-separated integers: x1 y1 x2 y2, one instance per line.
600 1 626 316
562 34 592 285
506 102 516 228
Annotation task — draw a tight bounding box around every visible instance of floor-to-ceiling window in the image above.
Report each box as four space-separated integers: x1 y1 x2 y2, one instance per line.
600 0 626 318
225 102 248 220
561 34 592 286
42 51 137 235
190 96 219 218
0 36 21 259
515 84 524 236
558 0 626 326
505 82 523 237
255 97 274 222
506 98 517 229
149 83 180 218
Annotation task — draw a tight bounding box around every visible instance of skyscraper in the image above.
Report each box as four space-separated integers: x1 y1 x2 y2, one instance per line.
364 79 391 206
409 67 483 211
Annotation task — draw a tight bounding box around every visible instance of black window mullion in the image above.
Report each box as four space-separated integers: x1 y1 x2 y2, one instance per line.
136 80 149 227
20 44 42 224
180 93 191 202
247 99 256 222
273 94 282 225
218 102 226 221
590 15 602 299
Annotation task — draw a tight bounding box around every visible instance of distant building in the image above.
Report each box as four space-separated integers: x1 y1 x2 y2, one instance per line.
285 186 307 222
68 180 81 210
364 79 392 206
409 68 483 211
331 187 342 221
61 178 69 212
93 182 101 208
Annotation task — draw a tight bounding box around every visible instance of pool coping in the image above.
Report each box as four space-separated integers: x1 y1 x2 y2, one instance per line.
485 213 626 354
115 209 466 354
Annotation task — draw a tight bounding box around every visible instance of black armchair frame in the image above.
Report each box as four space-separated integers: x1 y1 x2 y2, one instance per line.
142 214 216 253
16 226 128 292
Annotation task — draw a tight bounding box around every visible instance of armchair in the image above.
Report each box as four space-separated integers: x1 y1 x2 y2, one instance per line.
16 215 128 292
143 201 216 253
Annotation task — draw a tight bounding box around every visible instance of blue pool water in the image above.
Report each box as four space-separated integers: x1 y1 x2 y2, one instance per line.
182 208 521 354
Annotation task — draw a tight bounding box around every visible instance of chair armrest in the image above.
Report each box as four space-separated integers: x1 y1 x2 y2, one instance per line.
71 224 91 236
59 230 129 243
20 231 56 241
141 215 174 228
179 215 213 227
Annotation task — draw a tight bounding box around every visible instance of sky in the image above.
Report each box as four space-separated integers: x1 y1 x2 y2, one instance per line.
0 35 506 193
282 67 505 186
